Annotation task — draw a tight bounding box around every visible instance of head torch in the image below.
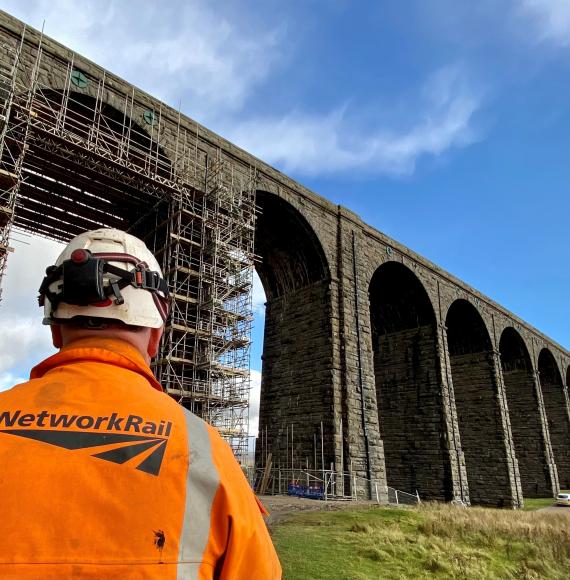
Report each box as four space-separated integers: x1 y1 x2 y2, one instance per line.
39 249 169 320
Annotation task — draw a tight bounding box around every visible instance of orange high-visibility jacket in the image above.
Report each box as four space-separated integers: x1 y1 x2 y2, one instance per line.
0 337 281 580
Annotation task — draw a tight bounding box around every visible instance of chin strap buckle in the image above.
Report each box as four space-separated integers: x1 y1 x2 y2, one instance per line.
133 267 167 295
109 280 125 305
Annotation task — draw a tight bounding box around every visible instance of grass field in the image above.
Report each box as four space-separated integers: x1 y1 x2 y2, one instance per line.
521 497 555 511
272 503 570 580
521 491 570 511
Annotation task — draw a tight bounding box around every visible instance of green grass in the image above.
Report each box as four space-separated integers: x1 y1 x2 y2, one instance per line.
521 497 555 511
272 503 570 580
522 490 570 511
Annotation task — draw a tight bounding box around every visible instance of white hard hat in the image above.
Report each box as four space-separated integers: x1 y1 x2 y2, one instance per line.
39 228 169 329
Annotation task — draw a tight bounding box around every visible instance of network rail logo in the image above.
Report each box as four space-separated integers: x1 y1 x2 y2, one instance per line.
0 410 172 476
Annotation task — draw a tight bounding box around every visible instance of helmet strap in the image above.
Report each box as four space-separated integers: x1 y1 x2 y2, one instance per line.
39 251 169 323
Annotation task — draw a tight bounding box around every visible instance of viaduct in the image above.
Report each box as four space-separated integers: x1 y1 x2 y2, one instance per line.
0 11 568 507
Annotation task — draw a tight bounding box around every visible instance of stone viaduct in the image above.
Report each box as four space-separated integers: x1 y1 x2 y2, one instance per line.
0 11 568 507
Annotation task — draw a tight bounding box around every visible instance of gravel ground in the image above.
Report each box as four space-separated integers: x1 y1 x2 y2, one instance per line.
259 495 393 529
538 505 570 514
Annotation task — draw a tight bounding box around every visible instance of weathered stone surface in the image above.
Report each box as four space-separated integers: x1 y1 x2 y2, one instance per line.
449 350 513 506
375 325 451 500
500 328 553 497
255 280 334 470
539 349 570 488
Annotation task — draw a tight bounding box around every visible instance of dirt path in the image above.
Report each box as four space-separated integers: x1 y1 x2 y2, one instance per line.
538 505 570 515
260 495 391 529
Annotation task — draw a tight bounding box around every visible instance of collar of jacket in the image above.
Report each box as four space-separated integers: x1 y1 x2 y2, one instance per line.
30 337 163 392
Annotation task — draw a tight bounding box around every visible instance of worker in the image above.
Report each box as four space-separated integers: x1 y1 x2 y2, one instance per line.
0 228 281 580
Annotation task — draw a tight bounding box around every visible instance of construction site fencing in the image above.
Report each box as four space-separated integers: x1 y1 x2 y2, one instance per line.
245 467 421 506
386 487 422 506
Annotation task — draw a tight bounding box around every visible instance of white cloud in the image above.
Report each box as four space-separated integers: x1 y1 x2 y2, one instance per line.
0 234 62 379
517 0 570 46
2 0 283 122
252 271 266 315
2 233 63 315
2 2 482 178
0 372 28 393
226 66 481 176
0 317 54 374
248 369 261 437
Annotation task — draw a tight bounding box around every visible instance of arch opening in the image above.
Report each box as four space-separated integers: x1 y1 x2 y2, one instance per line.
370 261 451 500
253 192 333 473
254 193 329 301
446 299 511 506
500 328 550 497
539 349 570 488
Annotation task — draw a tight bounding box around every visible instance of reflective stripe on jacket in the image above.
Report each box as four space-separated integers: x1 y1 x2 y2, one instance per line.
0 337 281 580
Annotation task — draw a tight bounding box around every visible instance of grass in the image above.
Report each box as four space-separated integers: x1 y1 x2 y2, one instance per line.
521 497 555 511
522 490 570 511
271 503 570 580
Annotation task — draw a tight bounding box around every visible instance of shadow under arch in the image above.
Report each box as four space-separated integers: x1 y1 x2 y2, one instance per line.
369 261 452 500
538 348 570 487
500 328 551 497
254 191 330 299
446 299 512 506
11 89 170 242
254 191 332 472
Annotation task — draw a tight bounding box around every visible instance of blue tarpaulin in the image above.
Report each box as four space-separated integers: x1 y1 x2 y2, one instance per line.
287 483 325 500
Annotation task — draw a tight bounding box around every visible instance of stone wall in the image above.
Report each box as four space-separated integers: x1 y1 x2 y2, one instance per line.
450 351 512 506
502 366 550 496
500 329 551 497
503 369 552 497
540 352 570 488
255 280 335 470
374 325 451 500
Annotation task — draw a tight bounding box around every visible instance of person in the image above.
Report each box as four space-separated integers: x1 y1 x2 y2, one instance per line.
0 228 281 580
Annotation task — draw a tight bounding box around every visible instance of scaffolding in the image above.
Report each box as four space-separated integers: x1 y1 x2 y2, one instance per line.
0 25 255 461
0 31 29 300
151 156 256 460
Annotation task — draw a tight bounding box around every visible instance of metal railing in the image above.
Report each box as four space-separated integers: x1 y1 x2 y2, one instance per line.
245 466 421 506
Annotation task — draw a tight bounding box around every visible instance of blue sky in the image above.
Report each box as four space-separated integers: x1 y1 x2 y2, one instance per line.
1 1 569 432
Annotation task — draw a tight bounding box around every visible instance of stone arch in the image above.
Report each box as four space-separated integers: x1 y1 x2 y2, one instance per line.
254 192 329 300
13 89 169 241
500 328 550 497
254 191 333 472
369 261 451 500
446 299 511 506
539 348 570 487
